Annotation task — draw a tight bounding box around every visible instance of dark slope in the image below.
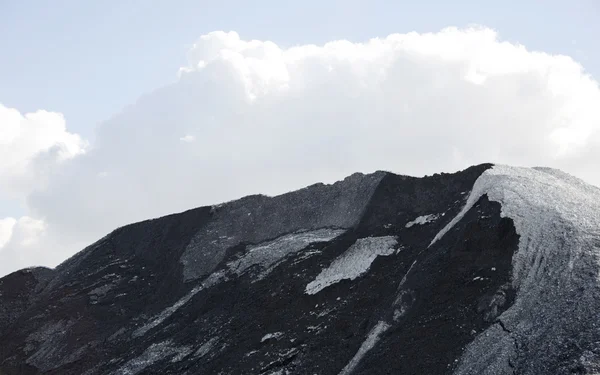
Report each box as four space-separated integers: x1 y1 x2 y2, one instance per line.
0 267 53 337
0 163 524 375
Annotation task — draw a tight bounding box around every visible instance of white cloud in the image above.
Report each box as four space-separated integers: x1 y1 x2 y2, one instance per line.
0 104 87 198
7 216 46 247
0 217 17 249
1 26 600 277
180 135 196 143
0 216 47 276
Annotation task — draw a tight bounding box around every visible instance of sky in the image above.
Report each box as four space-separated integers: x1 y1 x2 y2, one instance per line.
1 0 599 276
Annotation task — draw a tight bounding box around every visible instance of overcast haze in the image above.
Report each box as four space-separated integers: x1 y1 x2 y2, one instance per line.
1 0 599 276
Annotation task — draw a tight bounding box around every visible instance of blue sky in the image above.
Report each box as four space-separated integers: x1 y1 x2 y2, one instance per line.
1 0 598 141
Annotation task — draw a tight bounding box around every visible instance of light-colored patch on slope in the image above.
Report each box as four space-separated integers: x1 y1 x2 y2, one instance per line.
25 319 88 371
261 332 284 342
112 341 182 375
228 229 345 280
405 213 442 228
434 165 600 374
305 236 398 295
132 271 226 338
195 337 219 358
338 321 390 375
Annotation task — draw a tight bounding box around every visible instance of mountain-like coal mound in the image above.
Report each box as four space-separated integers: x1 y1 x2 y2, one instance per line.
2 164 600 375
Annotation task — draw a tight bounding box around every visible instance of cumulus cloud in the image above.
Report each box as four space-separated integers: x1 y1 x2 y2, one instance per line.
0 218 17 249
1 26 600 277
0 104 87 198
0 217 44 276
0 104 87 275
